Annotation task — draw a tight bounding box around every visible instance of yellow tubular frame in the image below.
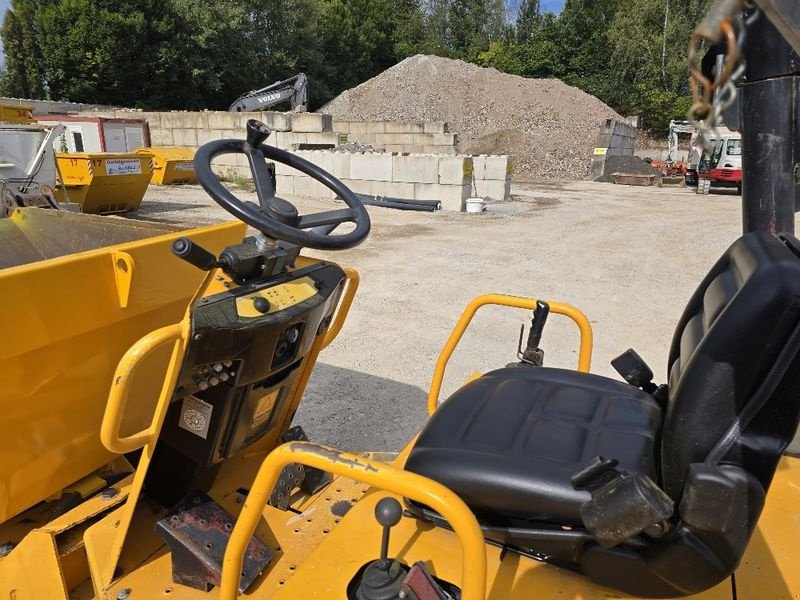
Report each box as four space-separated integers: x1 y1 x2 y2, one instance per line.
427 294 593 414
220 441 487 600
101 323 184 453
322 268 360 349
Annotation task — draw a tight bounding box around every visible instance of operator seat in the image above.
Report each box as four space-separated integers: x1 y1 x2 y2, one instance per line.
405 231 800 597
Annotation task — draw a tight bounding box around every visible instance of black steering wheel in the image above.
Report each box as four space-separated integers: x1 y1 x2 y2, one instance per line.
194 119 370 250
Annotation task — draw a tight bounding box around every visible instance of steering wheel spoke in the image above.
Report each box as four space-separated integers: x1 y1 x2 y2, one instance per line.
297 208 356 229
194 119 370 250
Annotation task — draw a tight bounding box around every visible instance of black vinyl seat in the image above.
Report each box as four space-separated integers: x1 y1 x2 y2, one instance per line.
406 231 800 597
406 367 661 524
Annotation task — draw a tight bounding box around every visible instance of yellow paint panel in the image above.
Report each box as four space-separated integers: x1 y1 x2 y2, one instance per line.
593 147 608 155
236 276 317 318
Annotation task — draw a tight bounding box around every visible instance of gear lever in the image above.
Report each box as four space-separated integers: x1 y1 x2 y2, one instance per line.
354 497 407 600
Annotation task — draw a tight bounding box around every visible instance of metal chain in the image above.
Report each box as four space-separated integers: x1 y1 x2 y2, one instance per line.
687 2 759 153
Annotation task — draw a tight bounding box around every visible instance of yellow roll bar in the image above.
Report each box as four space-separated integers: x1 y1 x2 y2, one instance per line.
101 323 185 453
427 294 593 414
220 441 487 600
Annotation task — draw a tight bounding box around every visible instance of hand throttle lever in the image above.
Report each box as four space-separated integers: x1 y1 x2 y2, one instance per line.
172 238 218 271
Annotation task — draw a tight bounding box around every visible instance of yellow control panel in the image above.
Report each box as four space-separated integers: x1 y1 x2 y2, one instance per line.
235 276 318 318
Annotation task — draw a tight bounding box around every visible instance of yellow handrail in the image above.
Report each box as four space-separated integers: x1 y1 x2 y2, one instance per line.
322 268 360 349
427 294 593 414
220 442 487 600
100 323 184 453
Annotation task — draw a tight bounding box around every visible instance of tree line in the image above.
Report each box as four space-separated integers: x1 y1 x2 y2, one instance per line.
0 0 710 133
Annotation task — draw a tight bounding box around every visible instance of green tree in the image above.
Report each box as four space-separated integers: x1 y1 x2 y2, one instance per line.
0 0 45 98
515 0 541 42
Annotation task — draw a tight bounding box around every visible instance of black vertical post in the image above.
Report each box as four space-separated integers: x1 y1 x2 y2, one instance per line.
740 14 800 234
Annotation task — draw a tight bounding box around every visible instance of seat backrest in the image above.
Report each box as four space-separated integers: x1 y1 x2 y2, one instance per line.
662 231 800 499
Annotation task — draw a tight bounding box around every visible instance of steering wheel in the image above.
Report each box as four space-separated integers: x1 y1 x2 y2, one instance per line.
194 119 370 250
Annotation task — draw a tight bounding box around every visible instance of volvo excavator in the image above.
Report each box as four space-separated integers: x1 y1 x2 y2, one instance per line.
228 73 308 113
0 1 799 599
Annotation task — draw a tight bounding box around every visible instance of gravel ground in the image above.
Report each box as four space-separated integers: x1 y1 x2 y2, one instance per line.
132 181 790 453
321 55 620 180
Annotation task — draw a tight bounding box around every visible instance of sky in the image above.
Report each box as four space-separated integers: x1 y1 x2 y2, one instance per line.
542 0 565 12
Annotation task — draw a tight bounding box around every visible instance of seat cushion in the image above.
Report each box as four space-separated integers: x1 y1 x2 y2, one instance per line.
405 367 662 524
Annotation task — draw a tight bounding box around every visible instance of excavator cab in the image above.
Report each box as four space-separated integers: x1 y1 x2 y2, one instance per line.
1 2 799 599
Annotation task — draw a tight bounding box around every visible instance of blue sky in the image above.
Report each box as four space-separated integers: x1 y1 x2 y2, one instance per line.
542 0 565 12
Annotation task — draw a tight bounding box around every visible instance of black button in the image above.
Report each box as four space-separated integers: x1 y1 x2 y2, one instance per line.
253 296 270 313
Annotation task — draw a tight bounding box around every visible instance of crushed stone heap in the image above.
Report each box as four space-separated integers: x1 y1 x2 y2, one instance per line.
321 54 621 180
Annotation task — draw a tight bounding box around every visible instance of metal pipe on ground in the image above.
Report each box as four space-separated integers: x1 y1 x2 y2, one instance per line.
348 192 441 212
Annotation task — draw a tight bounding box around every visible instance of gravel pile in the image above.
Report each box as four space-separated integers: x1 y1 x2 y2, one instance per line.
321 54 621 179
337 141 382 153
597 155 662 182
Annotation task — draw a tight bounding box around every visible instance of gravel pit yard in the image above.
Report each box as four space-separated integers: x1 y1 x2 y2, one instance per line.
130 181 794 452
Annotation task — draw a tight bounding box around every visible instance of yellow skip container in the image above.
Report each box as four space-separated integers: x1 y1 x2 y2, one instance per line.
136 146 197 185
55 152 153 214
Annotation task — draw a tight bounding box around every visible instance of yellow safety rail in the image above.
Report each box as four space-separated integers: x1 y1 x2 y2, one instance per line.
220 441 487 600
322 268 360 349
427 294 593 414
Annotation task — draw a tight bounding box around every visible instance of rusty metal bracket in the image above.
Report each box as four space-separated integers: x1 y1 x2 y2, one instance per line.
155 491 272 593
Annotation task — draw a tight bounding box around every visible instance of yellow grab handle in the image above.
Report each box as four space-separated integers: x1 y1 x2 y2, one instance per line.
427 294 593 414
322 268 360 349
220 442 487 600
101 323 184 454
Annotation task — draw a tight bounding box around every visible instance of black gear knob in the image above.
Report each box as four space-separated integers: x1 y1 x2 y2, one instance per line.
375 497 402 528
246 119 271 148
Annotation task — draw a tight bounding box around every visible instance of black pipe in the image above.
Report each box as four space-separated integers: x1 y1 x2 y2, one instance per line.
741 13 800 234
351 192 442 212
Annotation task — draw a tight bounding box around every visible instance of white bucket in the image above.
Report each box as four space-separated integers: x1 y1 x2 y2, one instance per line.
465 197 485 213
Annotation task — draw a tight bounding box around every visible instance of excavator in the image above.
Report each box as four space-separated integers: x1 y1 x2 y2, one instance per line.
0 1 798 598
228 73 308 113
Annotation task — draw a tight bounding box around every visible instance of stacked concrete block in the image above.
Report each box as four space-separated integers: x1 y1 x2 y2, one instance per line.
331 121 458 155
471 155 512 201
590 118 639 180
291 113 333 133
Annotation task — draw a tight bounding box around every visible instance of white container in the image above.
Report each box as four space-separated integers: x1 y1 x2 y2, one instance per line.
0 124 58 192
465 197 485 213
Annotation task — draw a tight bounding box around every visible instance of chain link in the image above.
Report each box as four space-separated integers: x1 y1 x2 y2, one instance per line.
687 2 759 153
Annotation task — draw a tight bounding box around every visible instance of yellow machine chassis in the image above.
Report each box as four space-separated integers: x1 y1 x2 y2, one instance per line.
0 272 798 599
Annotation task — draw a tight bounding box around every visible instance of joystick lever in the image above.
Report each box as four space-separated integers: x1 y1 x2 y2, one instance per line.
376 497 403 568
353 497 406 600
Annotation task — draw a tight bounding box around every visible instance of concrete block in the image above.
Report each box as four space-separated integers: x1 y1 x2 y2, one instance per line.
149 127 174 146
271 132 308 149
439 156 473 185
392 154 439 184
291 112 332 133
425 146 457 155
386 121 424 134
172 128 198 147
275 174 295 195
471 155 486 180
303 132 339 146
293 174 335 199
366 122 386 134
475 177 511 200
414 183 469 212
274 158 295 176
210 152 239 168
197 128 231 145
413 134 435 146
332 120 350 134
206 111 240 130
137 112 162 129
431 133 457 146
350 153 393 181
484 155 512 180
383 145 406 154
160 112 209 129
348 122 368 134
331 152 351 179
375 133 416 146
339 178 374 196
353 133 377 145
261 111 291 131
424 121 447 134
384 181 415 199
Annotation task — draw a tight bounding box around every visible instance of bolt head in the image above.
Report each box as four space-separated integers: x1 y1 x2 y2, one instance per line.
116 588 132 600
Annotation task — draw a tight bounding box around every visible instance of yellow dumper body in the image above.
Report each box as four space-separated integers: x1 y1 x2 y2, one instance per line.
136 146 197 185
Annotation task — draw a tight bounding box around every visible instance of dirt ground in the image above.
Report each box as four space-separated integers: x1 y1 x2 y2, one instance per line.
133 180 789 453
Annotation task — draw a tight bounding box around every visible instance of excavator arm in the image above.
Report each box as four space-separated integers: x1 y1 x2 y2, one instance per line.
228 73 308 113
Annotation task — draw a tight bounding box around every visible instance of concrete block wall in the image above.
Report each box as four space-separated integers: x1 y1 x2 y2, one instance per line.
590 118 639 180
274 150 474 211
332 120 458 155
472 155 512 200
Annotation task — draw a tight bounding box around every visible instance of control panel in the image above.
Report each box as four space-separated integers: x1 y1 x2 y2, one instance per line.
146 261 346 505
